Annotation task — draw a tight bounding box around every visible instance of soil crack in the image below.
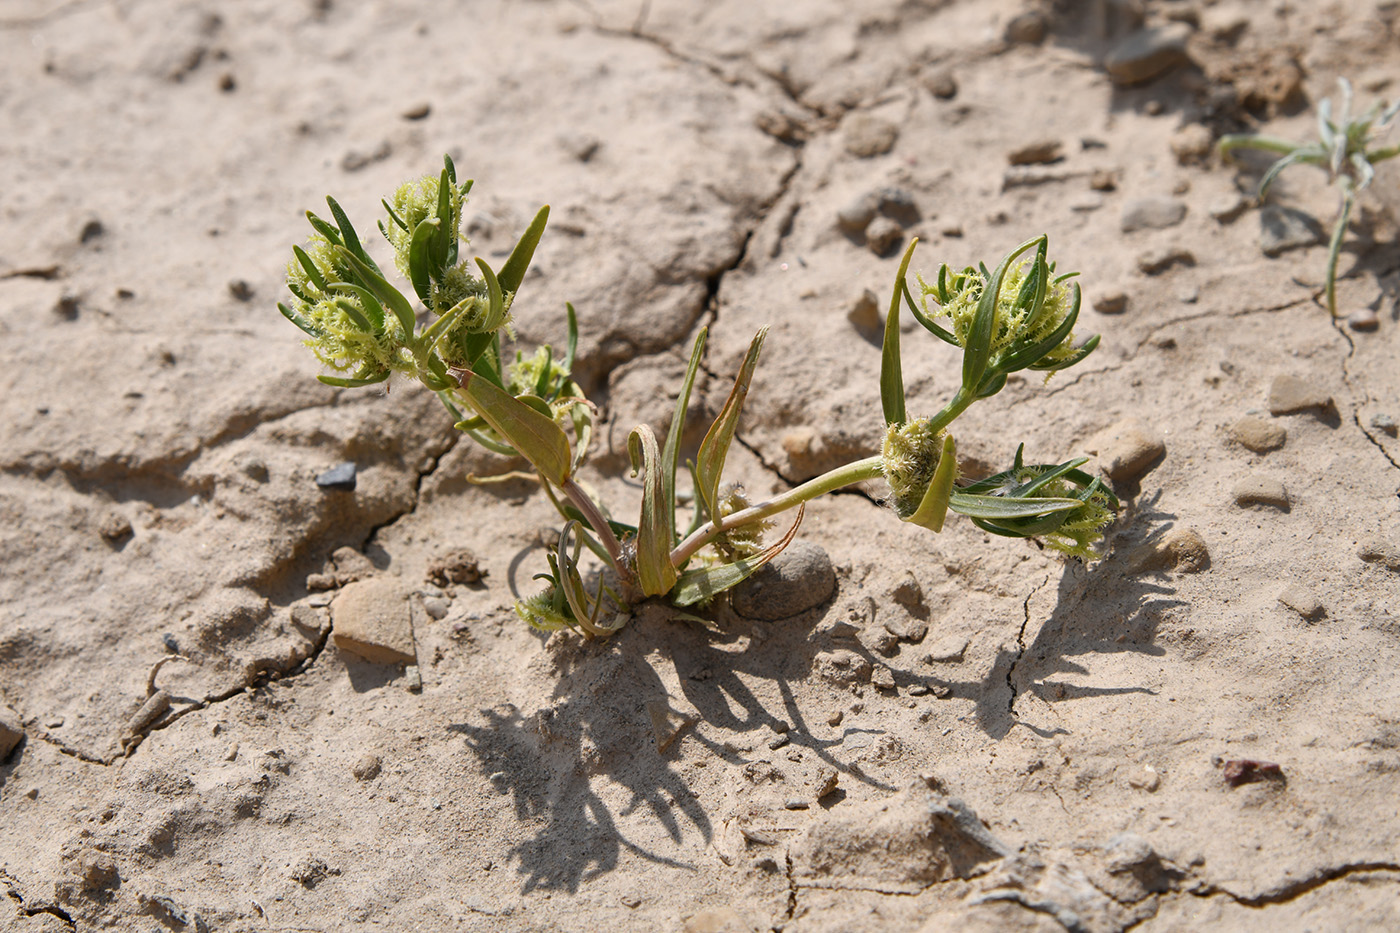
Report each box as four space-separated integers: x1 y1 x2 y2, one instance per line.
1200 862 1400 909
1006 574 1051 717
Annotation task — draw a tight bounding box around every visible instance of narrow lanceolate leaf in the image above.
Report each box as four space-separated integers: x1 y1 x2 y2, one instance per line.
963 236 1043 393
663 328 707 541
277 302 322 337
881 238 919 426
497 205 550 294
432 163 454 273
628 425 678 597
905 433 957 532
695 327 767 521
318 371 389 388
326 196 378 274
669 504 804 607
335 247 417 338
407 218 439 304
947 491 1081 520
459 370 573 486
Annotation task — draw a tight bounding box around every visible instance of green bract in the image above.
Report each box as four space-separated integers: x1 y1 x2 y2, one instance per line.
279 159 1119 640
1220 78 1400 316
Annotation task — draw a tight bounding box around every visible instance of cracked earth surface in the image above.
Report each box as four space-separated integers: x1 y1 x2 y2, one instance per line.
4 0 1400 930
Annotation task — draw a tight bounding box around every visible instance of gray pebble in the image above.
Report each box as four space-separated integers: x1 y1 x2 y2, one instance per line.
421 596 451 620
1137 247 1195 275
1278 583 1324 620
316 462 357 491
865 217 904 256
907 683 930 697
1232 476 1289 509
876 187 920 225
784 798 811 810
1104 23 1193 86
1121 196 1187 232
731 541 836 621
1259 205 1324 257
1267 374 1331 415
870 665 896 690
836 192 879 235
768 734 790 750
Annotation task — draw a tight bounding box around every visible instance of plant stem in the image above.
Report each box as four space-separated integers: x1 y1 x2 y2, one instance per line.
670 455 885 566
927 386 975 436
560 477 626 567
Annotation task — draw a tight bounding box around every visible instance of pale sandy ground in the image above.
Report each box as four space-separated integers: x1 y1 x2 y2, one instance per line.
3 1 1400 930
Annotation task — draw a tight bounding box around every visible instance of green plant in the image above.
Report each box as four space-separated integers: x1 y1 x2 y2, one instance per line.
1220 78 1400 316
279 157 1116 638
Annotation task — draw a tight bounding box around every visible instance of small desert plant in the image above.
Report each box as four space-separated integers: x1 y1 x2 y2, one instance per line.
1220 78 1400 315
279 157 1115 637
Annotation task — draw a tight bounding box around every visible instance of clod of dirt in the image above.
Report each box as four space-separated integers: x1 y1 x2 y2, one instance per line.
842 112 899 158
1266 374 1332 415
1357 537 1400 571
425 548 484 586
1232 475 1288 509
1103 23 1193 85
97 511 133 543
813 649 872 687
731 541 835 621
1226 415 1286 452
1120 196 1187 233
790 782 1009 894
1128 528 1211 574
1004 10 1048 45
1169 124 1215 165
331 577 416 665
647 697 698 753
0 706 23 759
1222 758 1283 787
1087 419 1166 483
846 288 882 339
351 753 382 781
836 192 879 236
1259 205 1324 256
865 216 904 256
923 67 957 100
1278 583 1324 620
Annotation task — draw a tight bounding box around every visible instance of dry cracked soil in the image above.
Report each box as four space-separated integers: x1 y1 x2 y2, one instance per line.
4 0 1400 931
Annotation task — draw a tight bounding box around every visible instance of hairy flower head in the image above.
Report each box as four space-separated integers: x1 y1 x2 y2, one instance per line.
881 418 953 519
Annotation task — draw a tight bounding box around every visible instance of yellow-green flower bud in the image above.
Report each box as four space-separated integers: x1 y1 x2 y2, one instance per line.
881 418 954 519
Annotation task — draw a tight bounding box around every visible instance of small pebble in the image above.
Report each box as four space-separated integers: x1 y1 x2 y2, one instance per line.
1104 23 1193 85
1126 766 1160 792
925 635 968 663
1259 205 1323 256
1089 169 1118 191
1278 583 1324 620
1209 194 1249 223
402 102 431 120
1369 413 1398 437
421 596 450 620
1007 138 1062 166
1357 537 1400 571
0 707 23 760
784 798 811 811
1004 9 1047 44
98 512 133 543
1093 287 1128 314
870 666 896 690
843 113 899 158
79 219 105 243
814 768 839 798
826 710 844 727
876 187 920 225
836 192 879 235
1121 196 1187 232
1227 416 1286 453
1169 124 1214 164
1232 476 1289 509
1070 193 1105 212
924 67 957 99
1091 420 1166 483
768 734 791 750
846 288 882 338
316 462 357 491
907 683 930 697
228 279 255 302
1128 528 1210 574
1347 308 1379 332
352 754 382 781
1267 375 1332 415
731 541 836 621
1136 246 1195 275
865 217 903 256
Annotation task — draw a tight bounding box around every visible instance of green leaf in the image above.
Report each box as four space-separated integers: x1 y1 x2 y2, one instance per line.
333 297 375 334
407 218 438 304
318 371 388 388
292 245 329 292
1028 334 1099 371
475 257 507 332
334 247 417 338
947 490 1081 520
669 504 804 607
459 370 573 486
904 433 957 532
433 163 454 272
497 205 550 295
663 329 707 545
903 279 958 346
998 282 1083 373
305 212 343 246
963 236 1042 393
628 424 678 597
695 327 767 521
326 282 386 333
881 238 919 425
326 196 379 275
563 302 579 374
277 301 322 337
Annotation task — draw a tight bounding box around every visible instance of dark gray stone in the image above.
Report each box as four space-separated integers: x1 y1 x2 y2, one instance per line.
731 541 836 621
316 461 357 491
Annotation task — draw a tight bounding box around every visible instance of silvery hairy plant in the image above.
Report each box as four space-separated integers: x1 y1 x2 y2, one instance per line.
279 157 1116 638
1220 78 1400 316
